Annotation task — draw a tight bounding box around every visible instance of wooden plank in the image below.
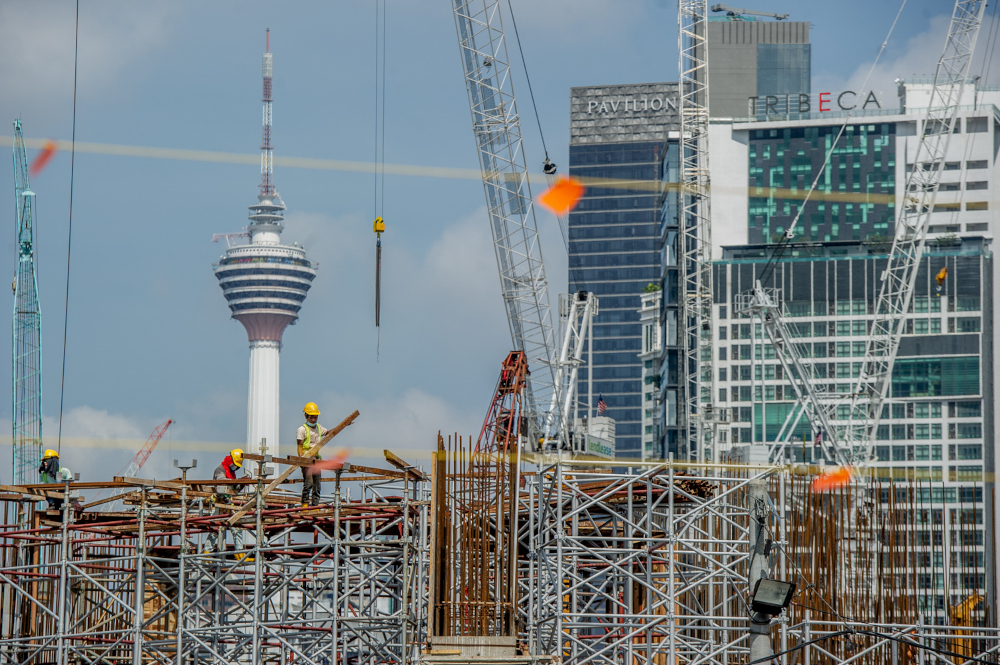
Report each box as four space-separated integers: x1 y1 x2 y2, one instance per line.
243 453 313 466
383 450 427 480
348 464 408 479
115 477 186 491
81 492 140 510
227 410 359 525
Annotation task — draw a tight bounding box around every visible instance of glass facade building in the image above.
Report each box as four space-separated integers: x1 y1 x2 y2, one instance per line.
748 123 897 243
711 238 993 620
569 82 680 459
706 18 811 118
569 142 662 458
756 44 811 100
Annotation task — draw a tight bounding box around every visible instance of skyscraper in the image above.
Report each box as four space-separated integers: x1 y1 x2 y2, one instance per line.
568 82 679 459
214 32 317 456
706 15 811 118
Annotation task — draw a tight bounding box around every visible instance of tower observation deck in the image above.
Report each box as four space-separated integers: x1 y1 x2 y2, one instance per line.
214 31 316 456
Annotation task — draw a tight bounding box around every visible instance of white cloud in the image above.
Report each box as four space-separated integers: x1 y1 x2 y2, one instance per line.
0 2 175 100
284 206 506 324
814 12 1000 106
47 405 147 441
316 387 482 465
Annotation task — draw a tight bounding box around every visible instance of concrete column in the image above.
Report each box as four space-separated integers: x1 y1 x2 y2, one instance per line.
248 340 281 457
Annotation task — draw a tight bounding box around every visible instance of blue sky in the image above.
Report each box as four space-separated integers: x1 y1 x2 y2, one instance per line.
0 0 996 484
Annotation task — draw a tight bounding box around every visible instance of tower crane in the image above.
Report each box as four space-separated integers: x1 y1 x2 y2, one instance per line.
709 4 788 20
450 0 561 450
843 0 987 465
679 0 718 462
11 120 43 486
739 0 988 469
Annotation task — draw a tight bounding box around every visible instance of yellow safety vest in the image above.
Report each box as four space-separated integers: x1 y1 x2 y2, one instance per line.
301 424 323 460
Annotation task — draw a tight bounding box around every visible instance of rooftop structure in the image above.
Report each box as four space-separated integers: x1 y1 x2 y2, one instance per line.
707 15 811 118
214 32 317 457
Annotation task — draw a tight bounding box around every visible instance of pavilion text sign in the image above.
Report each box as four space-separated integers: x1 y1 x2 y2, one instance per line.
586 96 678 114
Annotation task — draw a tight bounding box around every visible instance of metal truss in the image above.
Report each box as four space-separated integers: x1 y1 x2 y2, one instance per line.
843 0 987 465
11 120 43 487
0 476 428 665
678 0 716 463
451 0 558 449
551 292 598 444
734 287 847 467
525 458 759 665
2 462 997 665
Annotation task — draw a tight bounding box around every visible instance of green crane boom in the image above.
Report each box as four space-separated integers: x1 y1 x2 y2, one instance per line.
12 119 42 486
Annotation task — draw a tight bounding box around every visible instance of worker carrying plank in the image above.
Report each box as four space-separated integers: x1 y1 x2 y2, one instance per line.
38 449 73 510
297 402 328 507
205 448 247 556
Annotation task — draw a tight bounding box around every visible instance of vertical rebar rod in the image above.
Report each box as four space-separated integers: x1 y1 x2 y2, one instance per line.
56 481 70 665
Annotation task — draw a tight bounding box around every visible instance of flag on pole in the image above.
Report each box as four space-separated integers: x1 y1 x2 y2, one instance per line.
597 395 607 415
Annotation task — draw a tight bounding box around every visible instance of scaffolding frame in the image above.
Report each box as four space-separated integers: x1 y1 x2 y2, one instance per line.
0 473 428 665
1 458 997 665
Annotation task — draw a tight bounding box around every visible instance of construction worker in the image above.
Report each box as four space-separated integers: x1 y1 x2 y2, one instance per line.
297 402 328 507
38 449 72 511
205 448 246 555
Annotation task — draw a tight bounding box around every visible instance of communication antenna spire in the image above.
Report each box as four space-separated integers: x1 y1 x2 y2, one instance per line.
260 28 274 196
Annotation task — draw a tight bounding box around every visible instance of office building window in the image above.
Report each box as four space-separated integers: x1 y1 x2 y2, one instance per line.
891 357 979 397
748 124 895 243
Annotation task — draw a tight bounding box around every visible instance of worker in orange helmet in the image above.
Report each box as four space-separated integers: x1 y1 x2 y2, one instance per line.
297 403 328 507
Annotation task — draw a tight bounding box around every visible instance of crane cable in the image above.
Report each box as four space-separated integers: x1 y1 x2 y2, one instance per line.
57 0 80 455
373 0 387 359
504 0 569 250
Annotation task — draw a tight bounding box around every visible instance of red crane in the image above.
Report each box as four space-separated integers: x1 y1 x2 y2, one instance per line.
95 419 173 509
120 419 173 478
475 351 529 455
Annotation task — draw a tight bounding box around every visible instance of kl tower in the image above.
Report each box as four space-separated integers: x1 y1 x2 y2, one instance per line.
214 30 317 456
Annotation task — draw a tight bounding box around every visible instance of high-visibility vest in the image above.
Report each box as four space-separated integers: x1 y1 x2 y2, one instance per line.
302 424 324 459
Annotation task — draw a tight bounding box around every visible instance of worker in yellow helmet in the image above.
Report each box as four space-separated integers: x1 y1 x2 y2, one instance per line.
205 448 247 555
297 403 328 507
38 449 73 510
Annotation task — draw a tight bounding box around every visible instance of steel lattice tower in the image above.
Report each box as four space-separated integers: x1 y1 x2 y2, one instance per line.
450 0 560 449
679 0 716 462
11 120 42 486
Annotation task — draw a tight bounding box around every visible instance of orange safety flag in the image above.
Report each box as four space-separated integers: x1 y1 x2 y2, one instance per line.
307 447 351 475
29 140 58 177
538 176 585 216
810 466 852 493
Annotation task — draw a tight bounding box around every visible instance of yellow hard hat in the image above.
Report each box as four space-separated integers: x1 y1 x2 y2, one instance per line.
304 402 320 416
43 449 58 460
230 449 244 468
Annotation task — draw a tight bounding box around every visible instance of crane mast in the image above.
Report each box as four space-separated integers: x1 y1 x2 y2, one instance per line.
11 120 43 486
450 0 559 449
679 0 717 462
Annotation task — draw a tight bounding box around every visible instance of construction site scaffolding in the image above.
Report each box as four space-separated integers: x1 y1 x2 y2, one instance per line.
0 455 997 665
